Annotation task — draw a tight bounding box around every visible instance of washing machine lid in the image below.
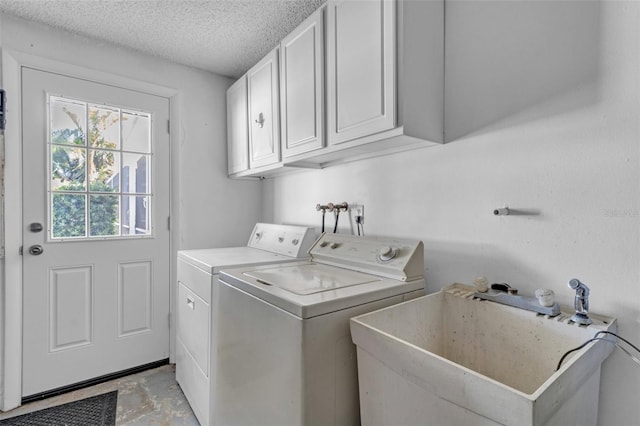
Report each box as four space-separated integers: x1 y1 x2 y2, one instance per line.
220 261 424 319
244 263 382 295
178 247 298 274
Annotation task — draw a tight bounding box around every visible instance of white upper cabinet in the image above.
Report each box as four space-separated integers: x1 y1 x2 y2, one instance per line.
286 0 444 167
226 76 249 175
326 0 395 145
226 0 444 177
280 8 325 158
247 48 281 170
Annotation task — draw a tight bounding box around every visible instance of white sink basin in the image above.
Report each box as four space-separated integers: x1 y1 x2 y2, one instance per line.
350 283 617 426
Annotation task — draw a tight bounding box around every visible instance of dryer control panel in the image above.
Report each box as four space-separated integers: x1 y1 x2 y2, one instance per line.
308 233 425 282
248 223 317 258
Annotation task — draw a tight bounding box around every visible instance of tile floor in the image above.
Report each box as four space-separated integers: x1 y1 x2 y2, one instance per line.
0 364 199 425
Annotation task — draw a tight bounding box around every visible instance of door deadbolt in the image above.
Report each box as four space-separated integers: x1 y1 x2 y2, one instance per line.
28 245 44 256
29 222 44 233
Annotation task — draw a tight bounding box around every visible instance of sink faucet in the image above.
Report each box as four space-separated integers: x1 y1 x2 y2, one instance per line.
474 283 561 316
568 279 592 325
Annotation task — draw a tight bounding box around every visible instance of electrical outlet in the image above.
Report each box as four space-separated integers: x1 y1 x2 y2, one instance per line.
355 205 364 224
349 204 365 235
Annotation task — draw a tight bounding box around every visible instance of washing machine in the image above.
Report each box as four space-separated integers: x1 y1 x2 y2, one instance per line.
215 232 426 426
176 223 316 426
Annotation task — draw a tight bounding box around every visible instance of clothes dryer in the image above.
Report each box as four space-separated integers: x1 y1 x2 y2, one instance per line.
176 223 316 426
216 233 426 426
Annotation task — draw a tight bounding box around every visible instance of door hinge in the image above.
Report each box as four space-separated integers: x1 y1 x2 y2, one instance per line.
167 119 170 134
19 246 23 256
167 216 171 230
0 89 6 131
168 313 172 328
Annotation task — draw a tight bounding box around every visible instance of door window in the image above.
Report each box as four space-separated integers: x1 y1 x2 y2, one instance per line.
49 96 152 239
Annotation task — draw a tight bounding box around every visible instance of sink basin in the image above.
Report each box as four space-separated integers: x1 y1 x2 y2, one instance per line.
350 283 617 426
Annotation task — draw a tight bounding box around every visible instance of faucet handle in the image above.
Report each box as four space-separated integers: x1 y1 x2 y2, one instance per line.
534 289 555 307
473 277 489 293
491 283 511 292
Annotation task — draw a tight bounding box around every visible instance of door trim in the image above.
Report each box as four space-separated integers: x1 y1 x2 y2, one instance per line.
1 49 180 411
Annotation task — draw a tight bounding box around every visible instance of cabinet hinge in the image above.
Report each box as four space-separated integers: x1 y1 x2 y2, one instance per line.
168 313 172 328
167 216 171 230
167 120 170 134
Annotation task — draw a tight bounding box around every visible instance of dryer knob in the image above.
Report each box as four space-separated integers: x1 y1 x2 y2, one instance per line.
292 239 299 246
330 242 339 249
320 241 329 247
378 246 397 262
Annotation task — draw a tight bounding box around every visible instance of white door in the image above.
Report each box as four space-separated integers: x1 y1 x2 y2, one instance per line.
21 67 171 397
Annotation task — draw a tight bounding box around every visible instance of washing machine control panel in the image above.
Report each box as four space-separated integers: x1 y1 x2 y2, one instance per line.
309 233 424 281
248 223 317 258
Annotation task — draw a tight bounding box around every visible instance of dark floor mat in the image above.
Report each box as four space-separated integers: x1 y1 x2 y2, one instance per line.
0 391 117 426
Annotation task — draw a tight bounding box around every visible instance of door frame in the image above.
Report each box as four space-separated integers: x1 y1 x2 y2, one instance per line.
1 49 180 411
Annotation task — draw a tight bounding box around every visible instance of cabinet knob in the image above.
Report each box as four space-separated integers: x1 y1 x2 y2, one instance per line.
255 112 265 128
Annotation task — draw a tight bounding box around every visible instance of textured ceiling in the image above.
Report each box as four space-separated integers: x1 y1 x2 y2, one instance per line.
0 0 326 78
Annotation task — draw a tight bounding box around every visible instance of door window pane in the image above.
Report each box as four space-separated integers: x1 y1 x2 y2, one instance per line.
89 105 120 149
122 153 150 194
48 96 153 240
51 146 86 191
50 97 86 146
52 193 86 238
122 111 151 153
89 194 120 236
89 149 120 188
122 196 150 235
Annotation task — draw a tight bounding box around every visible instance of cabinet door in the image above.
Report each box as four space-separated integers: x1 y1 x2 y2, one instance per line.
280 8 325 158
327 0 396 145
248 48 281 169
226 76 249 175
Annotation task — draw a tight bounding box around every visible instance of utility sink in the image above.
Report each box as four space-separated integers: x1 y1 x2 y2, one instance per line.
350 284 617 426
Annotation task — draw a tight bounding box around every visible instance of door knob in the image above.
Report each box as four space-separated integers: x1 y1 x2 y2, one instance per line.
28 245 44 256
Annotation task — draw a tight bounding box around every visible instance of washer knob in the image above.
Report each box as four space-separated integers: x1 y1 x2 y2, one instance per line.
292 239 299 246
378 246 397 262
330 242 339 249
320 241 329 247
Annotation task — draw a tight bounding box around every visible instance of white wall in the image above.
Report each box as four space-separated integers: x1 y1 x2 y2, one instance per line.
264 1 640 425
